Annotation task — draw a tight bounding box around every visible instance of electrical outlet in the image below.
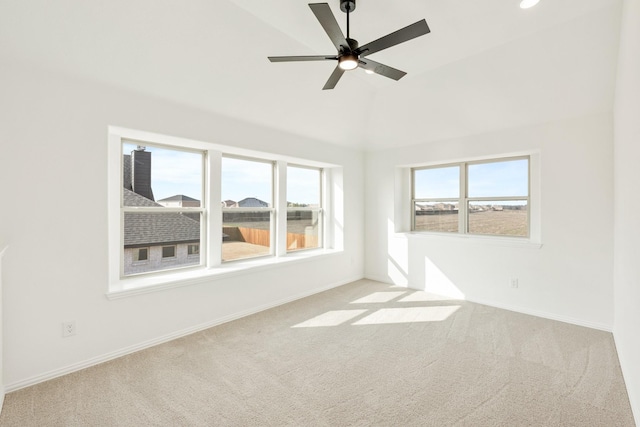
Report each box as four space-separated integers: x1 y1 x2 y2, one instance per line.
510 278 519 288
62 321 76 337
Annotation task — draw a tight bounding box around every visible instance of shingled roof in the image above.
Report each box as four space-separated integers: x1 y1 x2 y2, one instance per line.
123 188 199 248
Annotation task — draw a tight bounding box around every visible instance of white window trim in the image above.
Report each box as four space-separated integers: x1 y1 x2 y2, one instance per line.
286 164 324 253
395 152 541 247
107 126 343 298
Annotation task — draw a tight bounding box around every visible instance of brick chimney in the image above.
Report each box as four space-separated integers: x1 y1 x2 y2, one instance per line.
130 146 155 201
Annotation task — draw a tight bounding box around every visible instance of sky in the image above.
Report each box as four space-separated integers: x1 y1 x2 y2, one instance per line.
414 159 528 203
123 143 320 205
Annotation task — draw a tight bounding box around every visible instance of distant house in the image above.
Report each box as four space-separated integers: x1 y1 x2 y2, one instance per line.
157 194 200 208
237 197 269 208
222 200 238 208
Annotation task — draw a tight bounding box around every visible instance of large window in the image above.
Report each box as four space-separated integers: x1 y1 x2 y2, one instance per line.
287 165 322 252
221 156 273 262
109 127 335 288
412 157 529 237
122 143 204 276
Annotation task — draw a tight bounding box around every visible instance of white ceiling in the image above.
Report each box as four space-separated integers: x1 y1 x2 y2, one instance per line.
0 0 621 150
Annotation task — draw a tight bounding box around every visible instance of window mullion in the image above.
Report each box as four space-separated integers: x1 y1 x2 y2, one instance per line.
460 162 467 234
207 150 222 267
275 160 287 257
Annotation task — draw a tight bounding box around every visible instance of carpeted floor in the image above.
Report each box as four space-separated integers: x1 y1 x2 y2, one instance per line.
0 279 635 426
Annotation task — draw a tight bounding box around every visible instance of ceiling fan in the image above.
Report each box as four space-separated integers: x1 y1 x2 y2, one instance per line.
268 0 430 90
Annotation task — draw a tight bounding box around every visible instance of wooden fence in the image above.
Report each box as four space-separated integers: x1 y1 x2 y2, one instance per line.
223 226 318 250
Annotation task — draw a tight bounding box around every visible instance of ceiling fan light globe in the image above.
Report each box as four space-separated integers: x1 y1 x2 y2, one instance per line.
339 55 359 70
519 0 540 9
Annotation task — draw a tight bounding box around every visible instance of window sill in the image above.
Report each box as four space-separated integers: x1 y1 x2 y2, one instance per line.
106 248 343 300
396 231 543 249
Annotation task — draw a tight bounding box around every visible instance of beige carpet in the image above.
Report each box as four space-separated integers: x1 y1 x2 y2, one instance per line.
0 279 635 426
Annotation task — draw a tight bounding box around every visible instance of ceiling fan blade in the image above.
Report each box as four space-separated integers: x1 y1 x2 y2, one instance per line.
356 19 430 57
323 65 345 90
309 3 349 51
269 55 338 62
358 58 406 81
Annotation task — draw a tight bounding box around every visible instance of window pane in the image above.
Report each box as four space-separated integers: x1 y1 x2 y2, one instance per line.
414 202 459 232
221 157 272 207
287 166 320 207
122 143 202 207
222 210 271 262
123 212 201 276
468 159 528 198
414 166 459 199
134 248 148 262
287 210 320 251
287 166 321 252
468 201 528 237
162 246 176 258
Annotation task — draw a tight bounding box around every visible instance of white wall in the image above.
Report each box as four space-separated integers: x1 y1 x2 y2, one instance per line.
0 243 7 410
613 0 640 421
0 59 364 389
365 114 615 330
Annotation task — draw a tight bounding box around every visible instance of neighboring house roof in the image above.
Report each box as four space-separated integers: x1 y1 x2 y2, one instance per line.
223 199 237 207
238 197 269 208
123 188 199 247
158 194 200 202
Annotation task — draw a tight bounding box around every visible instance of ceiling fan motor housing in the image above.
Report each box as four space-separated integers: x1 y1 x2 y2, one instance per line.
340 0 356 13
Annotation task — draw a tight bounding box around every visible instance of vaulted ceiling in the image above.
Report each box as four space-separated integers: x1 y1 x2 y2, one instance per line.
0 0 621 150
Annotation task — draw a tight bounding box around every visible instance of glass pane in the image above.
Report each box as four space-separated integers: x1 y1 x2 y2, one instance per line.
221 157 272 208
287 166 321 207
414 202 459 232
123 212 201 276
287 210 320 251
162 246 176 258
222 210 271 262
414 166 459 199
122 143 202 207
468 159 528 198
468 201 528 237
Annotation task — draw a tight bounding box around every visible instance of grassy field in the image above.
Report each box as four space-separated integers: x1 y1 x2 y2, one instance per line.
415 210 528 237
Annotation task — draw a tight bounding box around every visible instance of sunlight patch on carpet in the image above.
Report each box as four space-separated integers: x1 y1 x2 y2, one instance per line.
352 306 461 325
350 291 406 304
292 309 367 328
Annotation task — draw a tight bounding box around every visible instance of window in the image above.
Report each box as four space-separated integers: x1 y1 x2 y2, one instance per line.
162 245 176 258
287 165 322 252
221 156 273 262
122 143 203 276
133 248 148 262
412 157 529 237
108 126 340 291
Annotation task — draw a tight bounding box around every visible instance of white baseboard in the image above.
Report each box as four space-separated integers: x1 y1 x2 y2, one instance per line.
364 275 612 332
5 275 363 393
466 297 612 332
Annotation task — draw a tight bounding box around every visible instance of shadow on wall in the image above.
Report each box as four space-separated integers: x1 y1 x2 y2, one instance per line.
386 219 465 299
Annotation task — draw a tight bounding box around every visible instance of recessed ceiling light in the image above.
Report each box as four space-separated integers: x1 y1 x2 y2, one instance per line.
520 0 540 9
365 69 375 75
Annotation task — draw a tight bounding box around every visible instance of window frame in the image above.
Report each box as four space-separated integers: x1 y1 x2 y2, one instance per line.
108 126 342 297
411 155 531 238
121 140 206 278
286 164 324 253
221 154 275 262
